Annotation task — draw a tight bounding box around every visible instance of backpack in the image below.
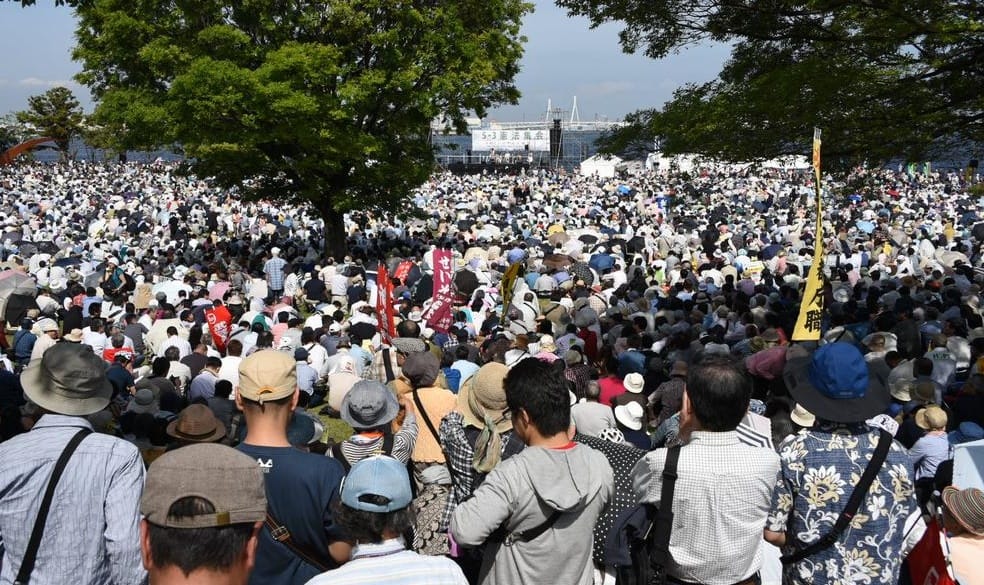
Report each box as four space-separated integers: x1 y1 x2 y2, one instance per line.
606 446 681 585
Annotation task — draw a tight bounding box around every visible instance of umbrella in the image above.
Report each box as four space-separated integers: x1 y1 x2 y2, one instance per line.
542 254 572 271
15 243 38 257
760 243 782 260
856 220 876 234
627 236 646 254
570 261 594 285
547 231 570 246
463 247 487 263
0 270 37 323
474 225 501 240
454 269 479 298
1 231 23 243
83 271 102 289
34 241 59 255
53 257 81 268
578 234 599 245
546 223 566 236
209 281 231 301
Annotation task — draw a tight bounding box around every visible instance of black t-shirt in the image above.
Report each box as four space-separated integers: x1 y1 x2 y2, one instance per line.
237 443 346 585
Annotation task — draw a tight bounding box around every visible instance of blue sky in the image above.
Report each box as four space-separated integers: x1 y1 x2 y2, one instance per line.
0 1 728 121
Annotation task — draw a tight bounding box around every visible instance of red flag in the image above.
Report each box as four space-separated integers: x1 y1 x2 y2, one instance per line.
393 260 413 285
422 249 454 332
205 305 233 353
376 265 395 340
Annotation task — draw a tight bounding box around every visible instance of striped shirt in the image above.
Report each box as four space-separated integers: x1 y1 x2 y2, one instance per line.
303 538 467 585
0 415 146 585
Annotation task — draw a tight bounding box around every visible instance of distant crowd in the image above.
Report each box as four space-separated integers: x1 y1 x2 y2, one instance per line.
0 160 982 585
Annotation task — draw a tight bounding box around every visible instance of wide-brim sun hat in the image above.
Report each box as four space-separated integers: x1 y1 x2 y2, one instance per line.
166 404 226 443
783 342 890 424
941 486 984 536
614 401 644 431
458 362 512 433
21 343 113 416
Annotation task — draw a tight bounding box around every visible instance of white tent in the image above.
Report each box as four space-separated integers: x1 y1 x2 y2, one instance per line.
579 154 624 178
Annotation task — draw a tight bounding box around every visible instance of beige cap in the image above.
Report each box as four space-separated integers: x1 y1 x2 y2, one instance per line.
238 350 297 404
141 443 266 528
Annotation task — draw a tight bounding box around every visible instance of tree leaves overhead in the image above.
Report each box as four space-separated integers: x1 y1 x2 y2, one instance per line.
558 0 983 165
64 0 530 255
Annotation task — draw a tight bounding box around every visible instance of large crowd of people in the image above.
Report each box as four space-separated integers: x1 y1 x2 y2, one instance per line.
0 158 982 585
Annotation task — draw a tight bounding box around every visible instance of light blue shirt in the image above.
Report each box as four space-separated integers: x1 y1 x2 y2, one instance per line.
304 538 466 585
0 414 146 585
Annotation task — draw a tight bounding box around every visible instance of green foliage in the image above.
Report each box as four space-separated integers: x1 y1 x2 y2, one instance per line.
559 0 983 166
14 86 86 157
68 0 530 256
0 114 30 151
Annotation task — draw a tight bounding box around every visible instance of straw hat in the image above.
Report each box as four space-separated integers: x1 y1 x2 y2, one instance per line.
458 363 512 433
941 487 984 536
915 405 947 430
166 404 226 443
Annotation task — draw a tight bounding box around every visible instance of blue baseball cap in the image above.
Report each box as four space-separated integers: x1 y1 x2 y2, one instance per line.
783 342 890 423
341 456 412 513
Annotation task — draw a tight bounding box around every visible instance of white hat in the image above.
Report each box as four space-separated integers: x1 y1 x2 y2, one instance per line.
614 401 644 431
790 403 815 427
624 372 645 394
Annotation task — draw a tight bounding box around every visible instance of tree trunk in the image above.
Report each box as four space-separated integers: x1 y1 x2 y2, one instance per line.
319 203 347 261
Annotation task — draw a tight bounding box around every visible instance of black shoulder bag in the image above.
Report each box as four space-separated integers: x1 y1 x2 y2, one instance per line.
14 428 91 585
608 445 681 585
781 429 893 564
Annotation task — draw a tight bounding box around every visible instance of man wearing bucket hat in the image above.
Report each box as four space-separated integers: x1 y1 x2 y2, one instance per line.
234 350 349 584
0 342 146 584
764 342 917 585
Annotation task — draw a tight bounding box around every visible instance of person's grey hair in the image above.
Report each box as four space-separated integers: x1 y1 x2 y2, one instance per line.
585 380 601 401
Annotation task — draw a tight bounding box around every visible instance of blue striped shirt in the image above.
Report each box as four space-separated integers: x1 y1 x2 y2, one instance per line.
303 538 467 585
0 415 146 585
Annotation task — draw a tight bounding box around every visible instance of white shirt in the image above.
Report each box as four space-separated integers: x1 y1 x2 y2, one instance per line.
158 334 192 359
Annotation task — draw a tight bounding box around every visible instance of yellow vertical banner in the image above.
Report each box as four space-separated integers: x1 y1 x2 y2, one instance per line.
793 128 825 341
500 262 521 325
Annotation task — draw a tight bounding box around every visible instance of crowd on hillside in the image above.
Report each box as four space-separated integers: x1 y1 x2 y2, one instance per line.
0 159 982 585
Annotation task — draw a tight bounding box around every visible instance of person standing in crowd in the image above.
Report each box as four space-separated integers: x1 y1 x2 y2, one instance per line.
571 379 617 437
139 443 267 585
631 354 779 585
766 343 916 585
235 350 350 584
451 357 613 585
304 456 468 585
265 247 288 301
0 343 146 584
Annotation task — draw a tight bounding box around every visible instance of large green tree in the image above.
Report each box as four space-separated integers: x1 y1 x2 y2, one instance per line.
15 86 86 157
61 0 529 256
557 0 983 165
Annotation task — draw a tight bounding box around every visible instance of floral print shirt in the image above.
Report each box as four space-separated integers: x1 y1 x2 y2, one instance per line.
767 422 917 585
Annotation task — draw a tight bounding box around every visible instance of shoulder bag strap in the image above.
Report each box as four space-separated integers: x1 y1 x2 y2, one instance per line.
411 389 439 443
649 445 681 572
382 432 395 456
329 443 352 473
15 428 91 585
264 512 335 572
411 390 461 487
381 348 396 383
781 430 893 564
